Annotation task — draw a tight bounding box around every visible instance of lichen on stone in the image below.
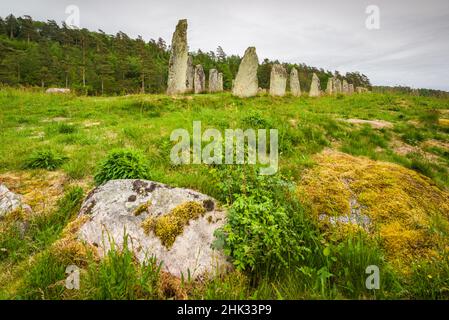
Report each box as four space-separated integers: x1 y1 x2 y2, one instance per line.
134 202 151 216
141 201 206 249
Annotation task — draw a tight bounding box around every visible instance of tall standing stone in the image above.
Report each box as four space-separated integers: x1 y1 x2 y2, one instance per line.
232 47 259 98
208 69 220 93
342 80 349 94
289 68 301 97
217 73 224 92
194 65 206 94
335 79 342 94
186 55 194 93
326 77 334 95
348 84 355 95
269 64 287 97
167 19 189 95
309 73 321 97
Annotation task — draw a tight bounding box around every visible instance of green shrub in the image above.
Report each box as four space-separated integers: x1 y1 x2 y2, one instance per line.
94 149 152 185
23 149 67 170
58 123 78 134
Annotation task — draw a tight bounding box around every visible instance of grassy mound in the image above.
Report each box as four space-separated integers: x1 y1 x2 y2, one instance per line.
298 149 449 269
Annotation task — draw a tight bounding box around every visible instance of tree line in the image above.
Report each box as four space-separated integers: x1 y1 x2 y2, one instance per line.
0 14 372 95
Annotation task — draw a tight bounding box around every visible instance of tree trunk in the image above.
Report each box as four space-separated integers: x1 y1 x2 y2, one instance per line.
101 78 104 95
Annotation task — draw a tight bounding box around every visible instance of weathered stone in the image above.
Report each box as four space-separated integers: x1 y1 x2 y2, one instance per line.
258 87 267 94
77 179 230 278
167 19 189 95
46 88 70 94
348 84 355 95
309 73 321 97
232 47 259 98
208 69 220 93
194 65 206 94
269 64 287 97
326 77 334 95
289 68 301 97
186 55 194 93
334 79 342 94
217 73 224 92
342 80 349 94
0 184 32 217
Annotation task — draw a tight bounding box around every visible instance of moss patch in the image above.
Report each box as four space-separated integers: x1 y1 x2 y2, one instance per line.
298 149 449 270
141 201 206 249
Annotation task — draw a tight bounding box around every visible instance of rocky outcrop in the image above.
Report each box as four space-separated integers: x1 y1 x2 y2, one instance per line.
194 65 206 94
76 179 230 278
309 73 321 97
232 47 259 98
167 19 189 95
289 68 301 97
269 64 287 97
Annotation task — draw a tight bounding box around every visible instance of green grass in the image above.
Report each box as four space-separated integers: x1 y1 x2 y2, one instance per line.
1 88 449 300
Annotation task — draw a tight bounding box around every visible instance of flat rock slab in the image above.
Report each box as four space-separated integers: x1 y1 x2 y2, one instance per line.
77 179 229 278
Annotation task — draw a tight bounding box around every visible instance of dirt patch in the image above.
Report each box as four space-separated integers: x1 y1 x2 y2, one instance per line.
340 118 393 129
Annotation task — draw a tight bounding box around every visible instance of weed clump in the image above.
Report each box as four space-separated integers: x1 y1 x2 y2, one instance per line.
23 149 67 170
94 149 151 185
141 201 206 249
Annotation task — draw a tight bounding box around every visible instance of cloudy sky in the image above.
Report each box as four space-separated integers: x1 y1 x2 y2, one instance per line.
1 0 449 90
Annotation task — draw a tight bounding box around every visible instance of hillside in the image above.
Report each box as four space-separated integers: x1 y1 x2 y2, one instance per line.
1 88 449 299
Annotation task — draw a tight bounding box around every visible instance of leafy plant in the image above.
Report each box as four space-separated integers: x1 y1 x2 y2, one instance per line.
94 149 152 185
23 149 67 170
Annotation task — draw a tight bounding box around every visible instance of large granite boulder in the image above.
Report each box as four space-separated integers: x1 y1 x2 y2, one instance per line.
269 64 287 97
326 77 334 95
342 80 349 94
76 179 229 278
167 19 189 95
208 69 220 93
232 47 259 98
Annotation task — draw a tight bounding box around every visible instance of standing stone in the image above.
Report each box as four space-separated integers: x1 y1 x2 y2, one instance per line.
326 77 334 95
217 73 224 92
342 80 349 94
334 79 342 94
167 19 189 95
269 64 288 97
348 84 355 95
232 47 259 98
194 65 206 94
186 56 194 93
309 73 321 97
289 68 301 97
208 69 220 93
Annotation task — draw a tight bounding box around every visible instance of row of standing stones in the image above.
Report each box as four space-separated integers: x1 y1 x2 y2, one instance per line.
166 19 368 98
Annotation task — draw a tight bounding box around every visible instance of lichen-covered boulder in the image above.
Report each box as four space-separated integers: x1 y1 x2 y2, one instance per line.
289 68 301 97
0 184 32 217
76 179 229 278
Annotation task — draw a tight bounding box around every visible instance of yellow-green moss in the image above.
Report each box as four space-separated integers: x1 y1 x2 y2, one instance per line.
134 202 150 216
298 149 449 270
141 201 206 249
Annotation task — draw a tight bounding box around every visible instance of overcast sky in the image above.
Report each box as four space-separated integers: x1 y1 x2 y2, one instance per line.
1 0 449 91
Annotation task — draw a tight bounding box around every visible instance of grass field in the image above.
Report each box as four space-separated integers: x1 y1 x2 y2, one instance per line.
1 87 449 299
